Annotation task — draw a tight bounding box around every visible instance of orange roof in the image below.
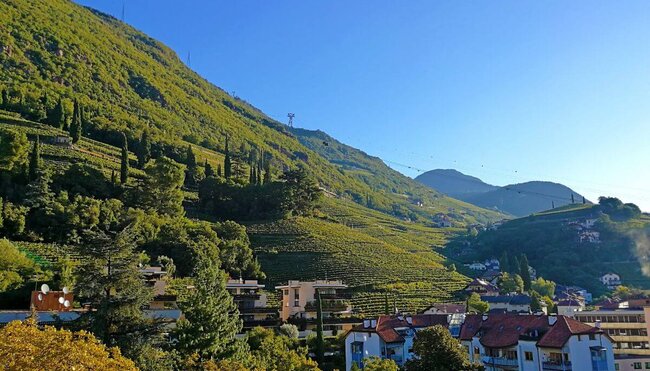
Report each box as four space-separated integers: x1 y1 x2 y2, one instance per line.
537 316 599 348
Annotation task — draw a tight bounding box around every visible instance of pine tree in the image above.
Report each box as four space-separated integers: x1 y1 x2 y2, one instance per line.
136 131 151 168
263 161 271 184
37 92 48 123
204 159 215 178
583 196 586 204
120 133 129 184
520 254 532 291
69 99 82 143
224 136 232 179
500 251 510 273
28 135 41 181
571 194 575 204
50 98 65 129
75 228 159 361
315 290 325 366
0 89 7 109
511 256 520 274
174 251 242 360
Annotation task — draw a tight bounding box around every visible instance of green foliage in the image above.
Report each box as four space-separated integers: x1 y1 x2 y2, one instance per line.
136 157 185 216
0 239 39 292
405 325 478 371
28 135 41 181
137 131 151 168
362 357 399 371
214 221 265 280
278 324 299 339
70 99 82 143
280 168 322 217
0 128 29 171
53 163 112 199
1 201 27 237
245 327 320 371
49 98 66 129
499 272 524 294
467 292 489 314
531 277 556 298
120 132 129 184
519 254 531 291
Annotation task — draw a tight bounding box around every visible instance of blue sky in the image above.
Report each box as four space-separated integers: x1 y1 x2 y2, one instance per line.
77 1 650 210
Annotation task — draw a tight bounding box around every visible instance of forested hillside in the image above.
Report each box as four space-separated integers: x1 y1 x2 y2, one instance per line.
449 200 650 296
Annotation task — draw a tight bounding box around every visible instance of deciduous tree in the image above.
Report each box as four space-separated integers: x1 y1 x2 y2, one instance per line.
405 325 479 371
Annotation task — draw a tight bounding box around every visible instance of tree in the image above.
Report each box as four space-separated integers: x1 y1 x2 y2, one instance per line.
0 128 29 171
530 291 542 312
519 254 532 291
28 135 41 181
174 250 242 361
138 157 185 216
583 196 586 204
69 99 82 143
120 132 129 184
315 290 325 365
279 324 299 339
216 164 223 178
500 251 510 273
75 228 161 363
185 144 200 186
363 357 399 371
137 131 151 168
50 97 66 129
511 255 520 274
531 277 556 298
246 327 320 371
205 160 215 178
405 325 478 371
0 239 39 293
0 319 137 370
0 89 8 110
224 136 232 179
279 168 322 216
467 292 489 314
500 272 524 294
571 194 575 204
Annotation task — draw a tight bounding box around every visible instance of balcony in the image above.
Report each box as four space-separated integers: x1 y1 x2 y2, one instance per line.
542 361 572 371
481 356 518 368
304 299 350 312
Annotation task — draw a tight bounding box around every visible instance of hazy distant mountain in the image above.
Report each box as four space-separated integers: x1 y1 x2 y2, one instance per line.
415 169 497 199
416 170 588 217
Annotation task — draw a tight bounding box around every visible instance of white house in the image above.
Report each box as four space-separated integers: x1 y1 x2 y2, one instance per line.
461 314 615 371
600 273 622 289
556 299 586 317
466 262 487 271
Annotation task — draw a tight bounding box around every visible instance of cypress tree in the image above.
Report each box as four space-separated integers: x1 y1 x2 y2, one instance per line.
583 196 586 204
38 92 48 123
185 145 197 186
0 89 7 109
263 161 271 184
50 98 65 129
111 170 117 184
384 292 390 315
120 133 129 184
511 256 520 275
520 254 532 291
137 131 151 168
204 159 214 178
69 99 82 143
216 164 222 178
315 290 325 366
224 136 231 179
500 251 510 273
249 164 255 184
28 135 41 181
571 194 575 204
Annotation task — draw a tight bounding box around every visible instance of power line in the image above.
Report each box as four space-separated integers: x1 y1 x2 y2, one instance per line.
287 113 295 128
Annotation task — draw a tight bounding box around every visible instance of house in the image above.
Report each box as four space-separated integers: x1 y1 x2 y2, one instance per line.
480 270 502 285
575 308 650 359
462 314 615 371
580 231 601 243
556 299 585 317
50 135 72 146
555 285 593 304
612 354 650 371
466 262 487 271
600 273 622 289
421 303 466 314
484 258 500 271
276 280 358 338
344 313 614 371
464 278 499 296
226 278 278 330
344 313 466 370
481 294 532 314
140 266 177 310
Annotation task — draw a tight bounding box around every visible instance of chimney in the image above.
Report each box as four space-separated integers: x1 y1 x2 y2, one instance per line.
406 316 413 325
595 320 601 329
363 320 370 328
370 319 377 328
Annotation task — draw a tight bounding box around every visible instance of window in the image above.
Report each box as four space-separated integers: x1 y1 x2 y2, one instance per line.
615 364 619 371
524 351 533 361
633 362 642 369
589 334 596 340
645 362 650 369
293 289 300 307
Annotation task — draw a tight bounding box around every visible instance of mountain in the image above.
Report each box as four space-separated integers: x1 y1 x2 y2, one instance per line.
0 0 504 313
416 169 587 217
415 169 497 199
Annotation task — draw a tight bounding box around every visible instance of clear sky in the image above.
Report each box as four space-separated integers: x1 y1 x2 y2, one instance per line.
76 0 650 211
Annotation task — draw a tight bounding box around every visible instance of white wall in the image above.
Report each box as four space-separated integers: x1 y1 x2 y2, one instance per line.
566 333 615 371
345 331 382 371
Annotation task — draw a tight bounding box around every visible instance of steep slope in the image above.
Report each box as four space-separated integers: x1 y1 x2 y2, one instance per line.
466 181 588 217
415 169 497 199
0 0 502 225
448 202 650 296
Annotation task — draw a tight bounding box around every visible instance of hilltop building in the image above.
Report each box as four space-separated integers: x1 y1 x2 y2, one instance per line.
226 278 278 330
465 278 500 296
481 294 533 314
600 273 622 289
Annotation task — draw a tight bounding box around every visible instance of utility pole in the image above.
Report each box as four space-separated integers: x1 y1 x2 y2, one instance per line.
187 51 191 68
287 113 295 128
121 1 125 22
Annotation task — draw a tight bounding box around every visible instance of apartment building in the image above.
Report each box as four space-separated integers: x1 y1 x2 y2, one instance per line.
575 310 650 357
275 280 351 321
226 279 278 330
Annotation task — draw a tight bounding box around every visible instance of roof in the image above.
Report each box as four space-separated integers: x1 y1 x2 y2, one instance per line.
481 294 531 306
0 311 81 324
557 299 583 307
465 278 499 292
593 298 621 309
350 314 450 343
537 316 599 348
423 303 466 314
476 314 550 348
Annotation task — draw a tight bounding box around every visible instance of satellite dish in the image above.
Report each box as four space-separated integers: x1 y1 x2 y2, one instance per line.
58 297 65 304
63 300 70 308
37 293 43 301
62 287 69 294
41 284 50 294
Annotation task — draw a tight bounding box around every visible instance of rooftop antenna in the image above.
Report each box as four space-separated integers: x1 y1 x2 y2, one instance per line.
287 113 295 128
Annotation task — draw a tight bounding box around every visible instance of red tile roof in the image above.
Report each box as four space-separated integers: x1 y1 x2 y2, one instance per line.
537 316 599 348
350 314 450 343
477 314 550 348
